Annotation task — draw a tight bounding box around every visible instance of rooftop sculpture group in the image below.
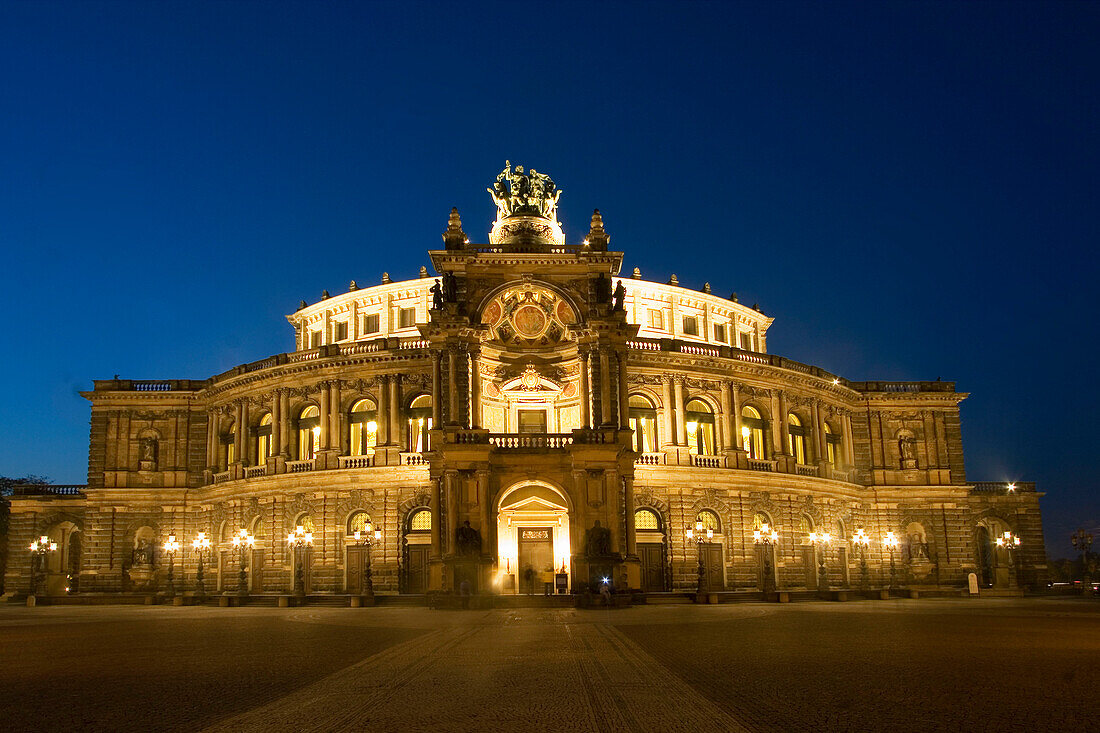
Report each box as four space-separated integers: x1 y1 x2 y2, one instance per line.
488 161 562 220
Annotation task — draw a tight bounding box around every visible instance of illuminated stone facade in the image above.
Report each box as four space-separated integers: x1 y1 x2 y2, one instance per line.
3 166 1047 599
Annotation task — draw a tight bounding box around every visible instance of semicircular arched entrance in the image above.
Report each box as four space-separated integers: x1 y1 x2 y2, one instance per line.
496 480 572 594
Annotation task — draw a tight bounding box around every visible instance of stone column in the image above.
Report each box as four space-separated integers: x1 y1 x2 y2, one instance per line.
719 381 733 452
778 392 789 456
812 400 825 464
661 376 674 447
330 381 342 455
430 476 442 560
769 391 783 457
673 377 686 446
270 390 283 457
206 410 218 469
599 348 612 427
578 350 591 429
446 471 458 558
377 376 390 445
234 401 247 464
623 476 637 558
447 348 458 425
431 351 443 425
389 375 401 447
730 382 743 449
617 352 630 429
469 348 481 429
318 382 330 451
280 390 291 458
477 470 491 552
843 412 855 468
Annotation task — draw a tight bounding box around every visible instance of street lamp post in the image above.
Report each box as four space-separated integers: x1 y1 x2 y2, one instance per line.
996 530 1022 587
883 531 899 592
28 535 57 597
852 528 871 590
352 522 382 598
753 523 779 595
231 529 255 598
686 520 713 596
808 531 831 593
1071 529 1093 594
163 534 180 599
286 525 313 597
192 532 211 600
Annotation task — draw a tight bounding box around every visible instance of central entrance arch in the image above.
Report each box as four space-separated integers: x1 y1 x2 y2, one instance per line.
496 481 571 594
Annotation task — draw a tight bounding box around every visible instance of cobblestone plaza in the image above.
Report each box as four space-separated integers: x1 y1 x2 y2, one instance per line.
2 599 1095 732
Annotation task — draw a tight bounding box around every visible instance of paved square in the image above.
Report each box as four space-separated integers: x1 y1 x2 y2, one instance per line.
1 598 1095 732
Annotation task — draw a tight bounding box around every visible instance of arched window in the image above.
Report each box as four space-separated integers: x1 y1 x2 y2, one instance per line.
407 395 433 453
628 395 659 453
348 511 372 535
741 406 765 460
696 509 721 533
349 399 378 457
685 399 716 455
251 516 266 539
787 413 807 464
294 514 315 534
408 508 431 532
223 422 237 467
297 405 321 460
799 514 813 534
634 508 661 531
256 413 273 466
752 512 772 532
823 423 840 466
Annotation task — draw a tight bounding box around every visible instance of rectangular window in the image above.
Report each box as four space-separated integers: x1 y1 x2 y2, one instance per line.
362 313 380 335
739 331 752 351
398 307 416 329
648 309 664 330
333 321 348 342
713 323 727 343
682 316 698 337
517 409 548 434
308 330 322 349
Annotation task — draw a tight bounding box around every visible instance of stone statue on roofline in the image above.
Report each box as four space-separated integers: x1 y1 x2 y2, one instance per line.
487 161 562 220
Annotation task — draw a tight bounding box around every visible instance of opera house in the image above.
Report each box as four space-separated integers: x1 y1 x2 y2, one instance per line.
3 164 1046 602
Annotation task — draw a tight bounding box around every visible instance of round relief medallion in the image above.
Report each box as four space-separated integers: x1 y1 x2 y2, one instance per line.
555 299 577 325
482 301 502 325
512 304 548 337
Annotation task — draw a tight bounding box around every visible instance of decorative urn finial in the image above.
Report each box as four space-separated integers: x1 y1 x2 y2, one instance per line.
585 208 609 251
442 207 467 250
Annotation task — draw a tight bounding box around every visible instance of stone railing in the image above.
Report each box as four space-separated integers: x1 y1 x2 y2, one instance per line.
399 452 429 466
747 459 777 472
212 470 232 483
634 452 665 465
8 484 86 497
287 459 316 473
829 468 851 482
970 481 1035 494
338 455 375 469
244 465 267 479
692 454 725 469
795 464 819 477
489 433 574 449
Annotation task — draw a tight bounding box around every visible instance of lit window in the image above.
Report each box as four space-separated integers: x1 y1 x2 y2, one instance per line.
309 330 322 349
787 413 807 464
517 409 547 434
363 313 380 335
295 515 315 533
256 413 273 465
685 399 715 455
333 321 348 341
713 323 726 343
682 315 698 337
824 423 840 466
648 309 664 330
635 508 660 531
696 510 720 533
224 424 236 466
741 406 765 460
407 395 433 452
297 405 321 460
398 307 416 329
348 512 371 535
349 399 378 457
409 508 431 532
252 517 266 539
628 395 659 453
739 332 752 351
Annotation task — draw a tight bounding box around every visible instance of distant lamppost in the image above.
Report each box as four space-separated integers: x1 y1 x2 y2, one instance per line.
163 534 180 599
231 529 255 598
996 530 1022 585
286 525 313 597
753 523 779 595
807 531 831 593
883 531 899 591
686 520 713 595
28 535 57 596
352 521 382 598
1071 529 1093 594
192 532 211 600
852 528 871 590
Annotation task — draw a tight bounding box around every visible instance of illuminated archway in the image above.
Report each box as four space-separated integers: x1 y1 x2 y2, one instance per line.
496 480 572 594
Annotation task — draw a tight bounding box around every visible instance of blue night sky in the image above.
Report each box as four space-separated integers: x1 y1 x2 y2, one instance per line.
1 2 1096 557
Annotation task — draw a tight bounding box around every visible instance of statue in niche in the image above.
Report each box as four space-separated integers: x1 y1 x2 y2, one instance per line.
139 437 158 470
898 435 917 467
430 279 443 311
612 280 626 312
594 274 612 304
455 520 482 557
906 525 929 561
132 538 154 567
585 520 613 558
442 272 458 303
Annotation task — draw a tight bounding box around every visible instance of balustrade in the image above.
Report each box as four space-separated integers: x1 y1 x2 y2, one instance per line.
488 433 574 449
338 455 375 469
287 459 316 473
634 452 665 465
244 465 267 479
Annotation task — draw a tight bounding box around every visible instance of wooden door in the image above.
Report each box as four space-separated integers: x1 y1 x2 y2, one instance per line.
702 543 723 591
639 543 666 592
801 546 817 588
406 545 429 593
299 546 313 593
250 549 265 593
347 546 366 594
